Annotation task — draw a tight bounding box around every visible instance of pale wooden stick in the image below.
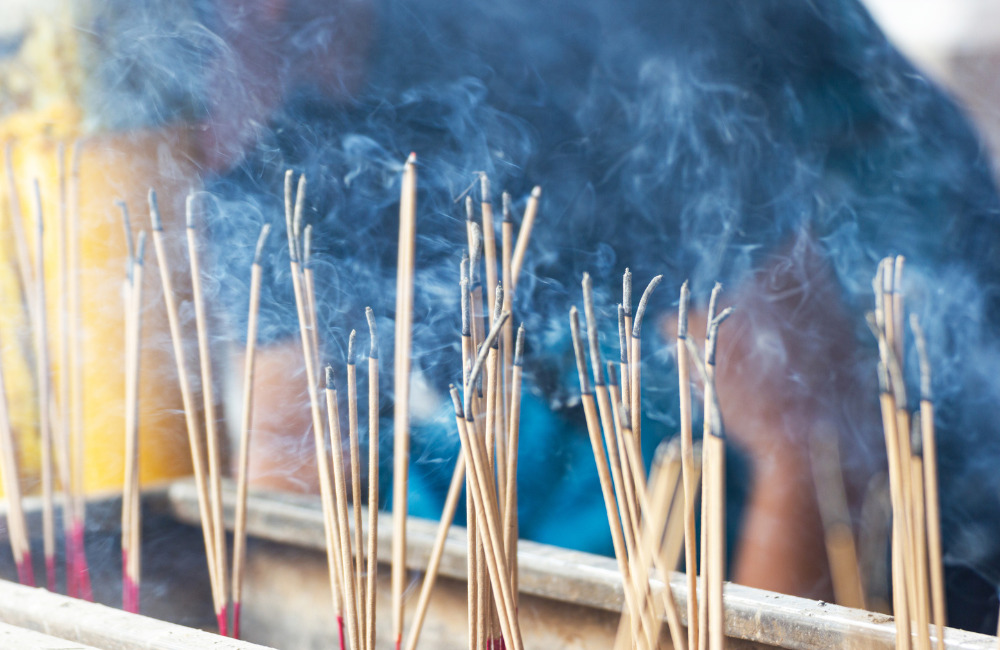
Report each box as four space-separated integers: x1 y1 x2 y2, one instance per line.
3 142 35 320
128 233 146 613
509 186 541 292
468 218 485 352
0 327 33 587
569 308 649 649
67 141 91 602
347 330 366 646
629 275 663 447
326 367 363 650
677 280 699 650
487 285 506 526
231 224 269 639
697 283 722 650
622 269 633 377
502 324 524 596
186 193 229 634
302 226 322 375
283 172 345 643
480 175 498 319
911 315 946 649
121 231 145 613
460 276 479 650
148 190 223 625
808 433 865 609
393 153 418 650
365 308 379 650
31 180 56 592
402 455 466 650
607 364 650 518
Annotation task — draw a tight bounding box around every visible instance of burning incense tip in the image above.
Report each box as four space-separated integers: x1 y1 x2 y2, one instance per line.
711 306 734 328
514 323 525 366
465 195 475 222
480 172 491 204
461 277 471 337
326 365 337 391
911 313 932 402
469 222 483 277
605 360 618 386
492 283 504 325
502 192 512 222
623 269 632 316
185 192 196 229
569 307 592 395
581 273 605 385
366 307 379 358
530 185 542 199
135 231 147 265
293 174 307 251
707 282 723 326
303 224 314 268
118 200 135 267
407 152 417 165
617 305 627 363
631 274 663 338
283 170 297 262
148 189 162 231
348 329 357 365
449 384 463 419
253 223 271 266
678 280 690 339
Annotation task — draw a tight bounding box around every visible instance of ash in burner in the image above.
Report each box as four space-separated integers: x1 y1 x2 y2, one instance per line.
61 0 1000 631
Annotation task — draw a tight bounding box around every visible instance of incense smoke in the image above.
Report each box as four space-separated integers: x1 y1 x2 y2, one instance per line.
52 0 1000 626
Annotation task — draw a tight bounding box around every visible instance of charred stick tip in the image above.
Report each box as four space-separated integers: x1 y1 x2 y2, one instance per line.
502 192 512 223
406 152 417 165
461 277 471 337
581 273 604 385
302 224 314 268
623 268 632 317
449 384 464 419
910 416 923 457
631 274 663 338
148 189 163 231
706 282 723 329
185 192 196 229
514 323 525 366
617 305 628 363
531 185 542 199
348 329 357 365
678 280 690 339
893 255 906 294
119 201 135 264
606 360 618 386
366 307 379 358
469 222 483 281
910 313 932 402
293 174 307 244
480 173 491 204
134 231 147 266
493 283 504 321
253 223 271 266
325 365 336 391
569 306 592 395
465 195 475 222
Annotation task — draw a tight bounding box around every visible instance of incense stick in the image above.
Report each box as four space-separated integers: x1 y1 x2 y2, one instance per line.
148 189 224 628
629 275 662 447
232 224 269 638
348 330 366 646
365 307 379 650
326 367 362 650
31 179 56 593
186 193 229 635
911 315 946 649
677 280 699 650
480 175 498 319
392 153 418 650
284 173 345 648
502 324 524 598
0 327 32 587
509 186 541 292
402 454 466 650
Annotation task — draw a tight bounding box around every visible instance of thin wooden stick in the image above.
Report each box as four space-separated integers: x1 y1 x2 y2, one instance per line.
303 226 322 374
630 275 663 448
284 172 345 648
697 283 721 650
402 455 466 650
480 175 498 319
911 315 946 649
502 324 524 596
468 218 485 352
460 274 479 650
509 186 541 292
31 179 56 592
0 328 33 587
365 308 379 650
622 269 633 377
348 330 366 646
569 307 648 649
128 233 146 613
186 193 229 635
3 142 35 321
677 280 699 650
393 153 418 650
148 189 223 627
231 224 269 639
67 141 91 602
326 367 362 650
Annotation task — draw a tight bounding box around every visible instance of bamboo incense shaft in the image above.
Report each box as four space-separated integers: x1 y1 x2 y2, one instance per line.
697 284 722 650
622 270 633 387
630 275 663 448
606 366 650 517
909 435 932 650
911 315 946 648
148 190 224 626
468 220 486 352
502 324 524 595
393 153 418 650
186 194 230 633
569 307 649 649
326 368 363 650
402 455 466 650
460 273 479 650
677 280 700 650
31 180 56 592
348 331 366 646
480 175 498 319
483 292 506 650
581 275 640 563
3 142 35 319
365 308 379 650
509 186 541 293
283 172 346 641
128 235 146 613
232 225 269 638
0 330 33 587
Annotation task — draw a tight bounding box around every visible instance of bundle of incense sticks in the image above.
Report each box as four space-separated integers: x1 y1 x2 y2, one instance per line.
569 273 733 650
282 170 382 650
870 256 946 650
0 142 93 596
404 177 540 650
